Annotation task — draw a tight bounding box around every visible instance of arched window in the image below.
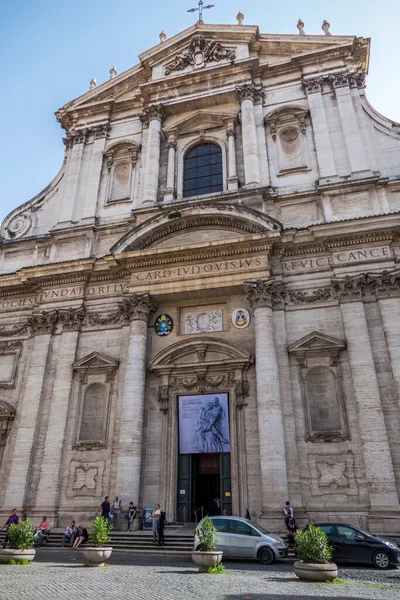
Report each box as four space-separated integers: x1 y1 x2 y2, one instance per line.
183 143 223 198
79 383 107 443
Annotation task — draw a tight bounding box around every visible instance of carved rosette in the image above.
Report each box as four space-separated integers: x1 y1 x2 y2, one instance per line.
236 83 264 104
140 104 164 127
119 294 157 322
28 310 58 335
58 307 85 332
245 279 287 310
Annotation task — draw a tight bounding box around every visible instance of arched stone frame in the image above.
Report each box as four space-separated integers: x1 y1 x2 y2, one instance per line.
264 105 310 176
176 135 228 200
72 352 119 450
0 400 16 469
288 331 349 442
149 337 253 522
103 141 140 204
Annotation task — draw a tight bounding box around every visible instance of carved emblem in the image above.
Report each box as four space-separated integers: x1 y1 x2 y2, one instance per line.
165 35 236 75
232 308 250 329
185 310 223 334
154 314 173 336
67 460 105 498
288 288 332 304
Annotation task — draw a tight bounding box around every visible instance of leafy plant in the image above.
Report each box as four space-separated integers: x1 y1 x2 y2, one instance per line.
88 517 112 547
206 563 225 574
6 520 35 550
295 525 333 563
195 516 216 551
168 211 181 219
8 559 32 566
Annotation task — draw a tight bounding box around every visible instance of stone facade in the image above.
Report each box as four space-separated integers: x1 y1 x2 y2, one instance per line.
1 21 400 532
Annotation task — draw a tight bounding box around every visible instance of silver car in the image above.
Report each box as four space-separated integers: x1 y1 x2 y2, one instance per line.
193 516 288 564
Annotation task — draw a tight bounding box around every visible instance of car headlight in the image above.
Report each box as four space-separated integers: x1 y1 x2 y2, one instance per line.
385 542 398 550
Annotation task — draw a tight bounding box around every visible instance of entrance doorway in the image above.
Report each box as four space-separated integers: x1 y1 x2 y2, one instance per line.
177 452 231 522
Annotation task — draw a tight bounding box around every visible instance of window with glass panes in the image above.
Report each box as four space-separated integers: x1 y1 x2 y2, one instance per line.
183 143 223 198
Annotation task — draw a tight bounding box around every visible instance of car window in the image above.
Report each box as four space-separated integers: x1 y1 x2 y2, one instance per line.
230 520 260 537
319 525 335 536
210 518 229 533
337 526 358 540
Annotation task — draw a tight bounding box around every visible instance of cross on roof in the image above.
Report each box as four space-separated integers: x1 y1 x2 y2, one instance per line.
187 0 215 24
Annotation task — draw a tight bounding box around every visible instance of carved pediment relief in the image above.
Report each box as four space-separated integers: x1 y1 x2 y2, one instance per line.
73 352 119 375
0 400 16 419
288 331 346 366
164 35 236 76
164 110 236 136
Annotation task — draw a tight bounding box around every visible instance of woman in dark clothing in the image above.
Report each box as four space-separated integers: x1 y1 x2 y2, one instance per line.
287 517 298 549
158 508 166 546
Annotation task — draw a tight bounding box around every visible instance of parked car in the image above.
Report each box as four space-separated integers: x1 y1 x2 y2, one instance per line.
304 523 400 569
193 516 288 564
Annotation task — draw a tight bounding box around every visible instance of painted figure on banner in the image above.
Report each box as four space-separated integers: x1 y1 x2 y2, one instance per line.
180 393 230 454
206 396 229 452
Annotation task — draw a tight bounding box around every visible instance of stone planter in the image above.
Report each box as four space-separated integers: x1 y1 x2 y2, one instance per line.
0 548 36 564
293 560 338 582
82 547 113 567
191 550 223 572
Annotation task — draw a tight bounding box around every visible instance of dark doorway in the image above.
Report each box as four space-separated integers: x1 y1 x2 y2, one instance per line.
177 452 231 522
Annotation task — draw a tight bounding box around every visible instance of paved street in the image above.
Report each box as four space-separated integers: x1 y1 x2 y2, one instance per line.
0 550 399 600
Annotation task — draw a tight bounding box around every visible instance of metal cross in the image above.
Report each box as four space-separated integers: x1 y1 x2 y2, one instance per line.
187 0 214 23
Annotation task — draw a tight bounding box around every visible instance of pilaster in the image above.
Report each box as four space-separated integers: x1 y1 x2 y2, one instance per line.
140 104 164 204
81 124 110 222
236 84 262 186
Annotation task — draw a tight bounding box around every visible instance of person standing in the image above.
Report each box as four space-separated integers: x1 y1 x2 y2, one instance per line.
97 496 111 523
2 509 19 548
151 504 161 543
283 501 294 528
158 507 166 546
127 502 137 532
112 496 122 531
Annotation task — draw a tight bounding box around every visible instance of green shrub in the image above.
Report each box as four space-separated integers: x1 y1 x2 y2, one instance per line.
8 559 32 566
295 525 333 563
206 563 225 574
88 517 112 546
6 520 35 550
195 516 216 551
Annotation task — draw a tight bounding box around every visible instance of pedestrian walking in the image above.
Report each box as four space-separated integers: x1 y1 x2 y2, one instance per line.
158 507 166 546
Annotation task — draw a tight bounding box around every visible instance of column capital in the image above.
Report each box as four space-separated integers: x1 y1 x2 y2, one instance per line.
235 83 264 104
140 104 164 127
245 279 286 310
226 124 236 138
58 307 85 332
302 76 324 94
28 310 58 336
119 293 157 322
167 137 177 149
328 70 352 89
331 275 364 303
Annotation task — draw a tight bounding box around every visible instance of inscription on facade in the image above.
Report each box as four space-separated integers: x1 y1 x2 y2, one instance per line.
134 257 266 282
281 246 391 273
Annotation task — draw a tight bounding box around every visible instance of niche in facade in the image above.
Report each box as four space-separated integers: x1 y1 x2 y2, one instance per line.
104 142 140 204
265 106 309 176
0 400 16 469
288 331 349 442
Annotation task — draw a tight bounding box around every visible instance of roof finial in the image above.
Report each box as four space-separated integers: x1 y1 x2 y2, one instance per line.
236 11 244 25
322 20 332 35
159 30 167 43
297 19 305 35
109 66 117 79
89 77 97 90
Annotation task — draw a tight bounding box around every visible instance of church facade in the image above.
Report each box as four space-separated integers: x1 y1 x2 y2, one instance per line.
1 19 400 531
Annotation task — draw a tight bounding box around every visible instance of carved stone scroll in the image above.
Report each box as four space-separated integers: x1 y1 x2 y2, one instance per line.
165 35 236 75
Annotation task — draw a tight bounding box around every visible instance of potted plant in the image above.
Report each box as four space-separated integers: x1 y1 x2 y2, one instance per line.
82 516 113 567
293 524 338 582
192 516 223 572
0 520 36 564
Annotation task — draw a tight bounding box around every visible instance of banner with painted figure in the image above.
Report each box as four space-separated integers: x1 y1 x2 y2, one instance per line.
179 393 230 454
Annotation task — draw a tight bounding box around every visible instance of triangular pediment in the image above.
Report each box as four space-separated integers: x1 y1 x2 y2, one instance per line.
288 331 346 354
72 352 119 371
165 110 236 135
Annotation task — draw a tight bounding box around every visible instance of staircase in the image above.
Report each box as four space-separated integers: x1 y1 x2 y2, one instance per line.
0 527 194 556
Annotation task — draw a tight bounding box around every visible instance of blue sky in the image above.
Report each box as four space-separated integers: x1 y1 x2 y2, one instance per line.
1 0 399 224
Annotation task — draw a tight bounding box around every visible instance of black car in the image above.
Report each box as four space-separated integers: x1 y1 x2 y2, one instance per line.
306 523 400 569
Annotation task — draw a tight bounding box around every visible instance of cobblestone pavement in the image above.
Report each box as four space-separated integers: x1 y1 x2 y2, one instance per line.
0 550 399 600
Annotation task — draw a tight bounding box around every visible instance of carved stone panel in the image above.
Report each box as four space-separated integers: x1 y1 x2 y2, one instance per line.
66 460 106 498
165 35 236 75
307 453 358 497
184 310 223 334
0 341 22 388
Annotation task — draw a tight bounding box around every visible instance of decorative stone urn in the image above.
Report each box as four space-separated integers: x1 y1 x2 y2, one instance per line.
293 561 338 582
191 550 223 572
0 548 36 564
82 547 113 567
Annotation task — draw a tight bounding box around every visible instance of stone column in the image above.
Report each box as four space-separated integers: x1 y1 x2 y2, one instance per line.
303 77 336 180
330 72 370 175
115 294 156 505
4 311 57 509
164 135 177 202
253 94 270 186
140 105 164 203
58 130 88 224
332 277 400 509
236 84 261 186
349 73 378 173
245 279 288 515
81 124 110 222
34 308 84 516
226 123 238 191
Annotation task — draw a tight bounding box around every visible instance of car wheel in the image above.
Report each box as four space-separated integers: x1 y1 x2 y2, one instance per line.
373 550 391 569
258 546 275 565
